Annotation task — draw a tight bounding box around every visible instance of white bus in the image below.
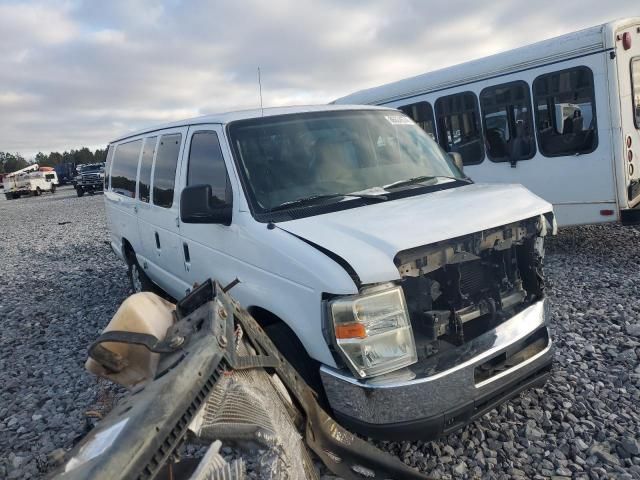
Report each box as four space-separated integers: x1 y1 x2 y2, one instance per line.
334 17 640 227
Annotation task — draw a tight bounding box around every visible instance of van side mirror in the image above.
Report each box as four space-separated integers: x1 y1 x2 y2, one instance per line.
448 152 464 173
180 185 232 225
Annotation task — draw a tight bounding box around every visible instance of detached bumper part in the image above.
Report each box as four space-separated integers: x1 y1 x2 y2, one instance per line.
320 299 553 441
56 280 429 480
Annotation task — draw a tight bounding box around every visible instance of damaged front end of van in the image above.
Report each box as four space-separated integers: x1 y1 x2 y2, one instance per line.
54 281 429 480
319 212 556 440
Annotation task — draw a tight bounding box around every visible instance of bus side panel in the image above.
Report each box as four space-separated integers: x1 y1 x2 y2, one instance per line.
388 53 617 227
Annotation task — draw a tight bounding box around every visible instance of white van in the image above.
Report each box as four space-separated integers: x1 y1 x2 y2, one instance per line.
104 105 555 440
334 18 640 227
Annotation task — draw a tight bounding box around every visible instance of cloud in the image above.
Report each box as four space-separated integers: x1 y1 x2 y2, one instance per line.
0 0 638 157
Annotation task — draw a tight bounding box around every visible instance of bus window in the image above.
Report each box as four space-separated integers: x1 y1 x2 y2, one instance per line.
435 92 484 165
533 66 598 156
480 81 536 164
398 102 436 140
632 57 640 128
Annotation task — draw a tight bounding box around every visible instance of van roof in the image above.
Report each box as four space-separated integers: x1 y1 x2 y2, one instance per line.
333 17 640 106
110 104 393 143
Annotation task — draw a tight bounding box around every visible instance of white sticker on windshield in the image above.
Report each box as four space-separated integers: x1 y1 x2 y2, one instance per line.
385 115 413 125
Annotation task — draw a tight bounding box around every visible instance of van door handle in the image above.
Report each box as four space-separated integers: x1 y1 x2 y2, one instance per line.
154 232 161 250
183 242 191 271
133 205 138 213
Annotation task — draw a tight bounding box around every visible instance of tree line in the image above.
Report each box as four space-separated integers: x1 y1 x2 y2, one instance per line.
0 148 107 174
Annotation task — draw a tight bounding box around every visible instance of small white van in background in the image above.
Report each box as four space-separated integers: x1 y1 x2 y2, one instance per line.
334 18 640 227
104 105 555 440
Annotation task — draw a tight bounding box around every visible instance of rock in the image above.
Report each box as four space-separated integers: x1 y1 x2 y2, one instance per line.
617 348 638 362
525 425 544 441
620 437 640 456
574 438 589 451
588 444 620 466
452 462 467 475
626 323 640 337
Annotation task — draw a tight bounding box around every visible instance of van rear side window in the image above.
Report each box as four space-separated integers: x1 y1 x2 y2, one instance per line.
533 66 598 156
111 139 142 197
187 132 231 204
138 137 156 203
153 134 182 208
632 57 640 129
435 92 484 165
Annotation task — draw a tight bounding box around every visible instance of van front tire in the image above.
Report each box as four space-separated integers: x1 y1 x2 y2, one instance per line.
264 321 327 405
76 188 84 197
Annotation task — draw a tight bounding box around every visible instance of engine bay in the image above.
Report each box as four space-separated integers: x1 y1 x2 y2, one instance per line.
396 216 546 359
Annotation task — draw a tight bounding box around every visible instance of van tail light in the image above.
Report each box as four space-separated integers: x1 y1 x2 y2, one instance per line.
627 136 632 149
600 209 615 216
629 150 634 162
623 32 632 50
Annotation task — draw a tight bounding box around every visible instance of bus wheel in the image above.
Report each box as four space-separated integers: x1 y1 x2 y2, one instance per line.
76 188 84 197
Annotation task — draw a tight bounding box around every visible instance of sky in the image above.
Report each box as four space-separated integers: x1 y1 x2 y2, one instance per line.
0 0 638 159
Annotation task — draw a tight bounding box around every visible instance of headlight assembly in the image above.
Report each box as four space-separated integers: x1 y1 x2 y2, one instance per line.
329 285 417 379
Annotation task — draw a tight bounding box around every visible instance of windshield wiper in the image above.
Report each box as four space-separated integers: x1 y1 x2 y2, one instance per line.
383 175 471 190
269 192 388 212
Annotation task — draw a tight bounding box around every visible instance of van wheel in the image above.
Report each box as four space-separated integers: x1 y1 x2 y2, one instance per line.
76 188 84 197
35 187 42 196
127 254 154 293
264 321 327 405
51 184 56 194
5 193 12 200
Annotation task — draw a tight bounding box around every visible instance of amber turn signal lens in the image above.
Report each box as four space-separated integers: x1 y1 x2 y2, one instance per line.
335 323 367 339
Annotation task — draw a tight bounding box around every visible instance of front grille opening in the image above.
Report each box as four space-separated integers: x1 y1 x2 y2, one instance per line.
396 217 544 360
474 327 549 385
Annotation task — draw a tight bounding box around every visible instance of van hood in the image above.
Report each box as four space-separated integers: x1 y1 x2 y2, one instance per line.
277 183 553 286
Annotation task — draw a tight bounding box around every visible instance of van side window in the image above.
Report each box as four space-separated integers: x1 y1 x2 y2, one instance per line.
434 92 484 165
632 57 640 129
110 139 142 197
398 102 436 140
533 66 598 156
138 136 156 203
153 133 182 208
480 81 536 163
187 132 231 204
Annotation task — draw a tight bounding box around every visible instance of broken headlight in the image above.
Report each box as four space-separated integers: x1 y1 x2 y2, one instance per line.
330 285 417 379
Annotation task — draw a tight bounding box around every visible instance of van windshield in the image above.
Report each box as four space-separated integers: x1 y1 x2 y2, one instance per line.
228 110 465 213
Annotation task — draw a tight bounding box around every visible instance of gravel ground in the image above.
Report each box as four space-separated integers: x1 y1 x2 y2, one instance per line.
1 187 639 479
